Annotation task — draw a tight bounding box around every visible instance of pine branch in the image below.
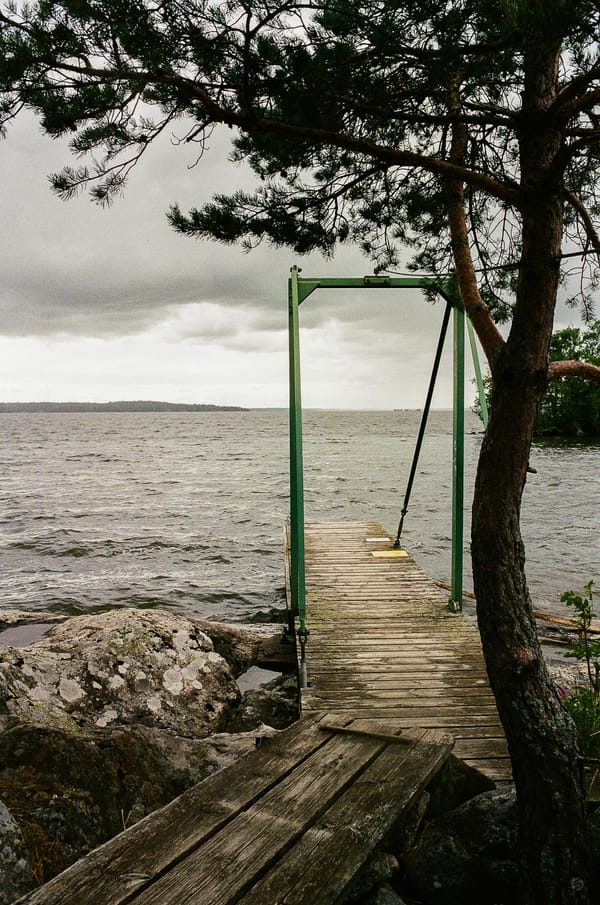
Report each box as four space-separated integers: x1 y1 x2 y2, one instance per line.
563 190 600 256
553 62 600 113
15 55 522 209
549 359 600 382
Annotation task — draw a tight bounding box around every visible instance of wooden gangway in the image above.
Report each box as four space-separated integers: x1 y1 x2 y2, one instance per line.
292 521 511 783
17 715 452 905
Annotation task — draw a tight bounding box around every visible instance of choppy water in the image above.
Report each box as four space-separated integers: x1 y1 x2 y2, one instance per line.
0 410 597 621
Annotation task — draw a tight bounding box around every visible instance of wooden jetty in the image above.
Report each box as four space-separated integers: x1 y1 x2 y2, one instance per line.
20 519 511 904
17 715 452 905
291 521 511 783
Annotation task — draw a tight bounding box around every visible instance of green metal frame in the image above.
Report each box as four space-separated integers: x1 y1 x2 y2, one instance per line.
288 267 487 652
449 306 465 613
467 317 489 428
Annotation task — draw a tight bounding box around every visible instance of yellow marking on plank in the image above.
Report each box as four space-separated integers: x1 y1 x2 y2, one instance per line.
371 549 409 558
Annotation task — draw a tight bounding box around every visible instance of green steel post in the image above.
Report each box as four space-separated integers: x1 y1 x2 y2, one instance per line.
467 317 489 429
288 268 307 672
450 303 465 612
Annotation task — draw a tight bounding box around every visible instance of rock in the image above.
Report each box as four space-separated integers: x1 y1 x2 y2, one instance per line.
359 883 408 905
199 621 292 677
197 724 279 774
0 610 63 629
340 852 399 905
425 754 496 819
0 609 58 632
196 621 267 678
225 674 299 732
0 800 35 904
0 723 191 879
136 723 279 790
0 719 280 887
402 786 518 905
0 610 241 737
244 606 287 624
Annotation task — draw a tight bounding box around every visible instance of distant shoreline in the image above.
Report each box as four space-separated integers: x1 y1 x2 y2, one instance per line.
0 401 248 413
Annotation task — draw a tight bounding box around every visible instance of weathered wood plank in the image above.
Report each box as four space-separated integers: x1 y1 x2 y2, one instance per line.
453 737 511 758
15 719 331 905
17 718 457 905
236 727 453 905
307 678 492 693
298 703 506 722
128 729 388 905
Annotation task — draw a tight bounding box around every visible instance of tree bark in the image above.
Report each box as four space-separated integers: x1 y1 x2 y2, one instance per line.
472 348 589 905
470 39 590 905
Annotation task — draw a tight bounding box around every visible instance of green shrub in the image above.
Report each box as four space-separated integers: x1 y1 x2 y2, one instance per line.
473 321 600 436
562 581 600 693
564 688 600 760
561 581 600 761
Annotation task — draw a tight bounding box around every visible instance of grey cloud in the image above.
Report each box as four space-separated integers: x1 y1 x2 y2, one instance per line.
2 113 395 342
0 108 505 416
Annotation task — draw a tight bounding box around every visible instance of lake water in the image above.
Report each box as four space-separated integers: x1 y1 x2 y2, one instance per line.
0 410 598 622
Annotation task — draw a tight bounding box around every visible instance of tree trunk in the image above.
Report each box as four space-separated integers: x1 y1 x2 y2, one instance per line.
470 39 589 905
472 350 589 904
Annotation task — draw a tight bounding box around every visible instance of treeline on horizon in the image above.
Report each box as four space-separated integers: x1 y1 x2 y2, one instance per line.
0 401 248 413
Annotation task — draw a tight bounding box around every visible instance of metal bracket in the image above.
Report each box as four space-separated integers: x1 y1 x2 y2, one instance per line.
363 275 391 286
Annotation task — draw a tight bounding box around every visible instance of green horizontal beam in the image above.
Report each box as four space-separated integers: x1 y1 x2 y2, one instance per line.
296 275 454 305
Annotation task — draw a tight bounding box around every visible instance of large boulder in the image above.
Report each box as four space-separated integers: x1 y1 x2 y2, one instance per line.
0 609 240 736
0 720 278 886
0 723 183 879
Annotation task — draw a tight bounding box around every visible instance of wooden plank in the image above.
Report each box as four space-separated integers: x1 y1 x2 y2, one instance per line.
128 730 388 905
301 700 504 717
16 719 331 905
459 758 513 782
307 678 492 692
236 727 453 905
17 719 462 905
453 737 511 758
304 695 499 709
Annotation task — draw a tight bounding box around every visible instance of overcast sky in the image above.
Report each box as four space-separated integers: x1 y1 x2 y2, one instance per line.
0 112 584 409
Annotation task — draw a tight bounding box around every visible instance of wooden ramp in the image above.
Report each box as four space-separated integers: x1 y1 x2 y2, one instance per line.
292 522 511 783
17 715 452 905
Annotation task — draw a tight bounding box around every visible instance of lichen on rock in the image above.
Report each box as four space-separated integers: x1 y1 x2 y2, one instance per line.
0 609 241 737
0 799 35 904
